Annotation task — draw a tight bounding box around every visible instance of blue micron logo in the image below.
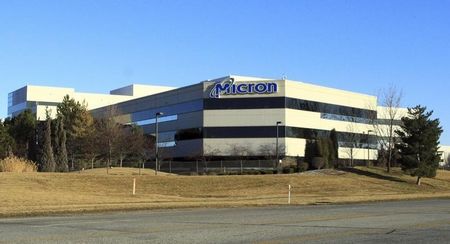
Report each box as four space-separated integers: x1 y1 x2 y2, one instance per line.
209 78 278 98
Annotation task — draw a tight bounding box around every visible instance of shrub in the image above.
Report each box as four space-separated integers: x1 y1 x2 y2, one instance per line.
0 156 37 172
282 167 295 174
312 157 325 170
298 162 309 172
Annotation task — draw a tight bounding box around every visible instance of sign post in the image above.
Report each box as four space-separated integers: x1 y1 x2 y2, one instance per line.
288 184 291 204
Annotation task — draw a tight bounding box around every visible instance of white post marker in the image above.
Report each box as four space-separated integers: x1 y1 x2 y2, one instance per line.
288 184 291 204
133 178 136 195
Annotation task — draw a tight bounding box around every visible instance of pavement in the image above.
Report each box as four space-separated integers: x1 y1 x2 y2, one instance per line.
0 199 449 243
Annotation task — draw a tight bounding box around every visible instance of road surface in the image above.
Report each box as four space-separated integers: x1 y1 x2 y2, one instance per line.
1 199 449 243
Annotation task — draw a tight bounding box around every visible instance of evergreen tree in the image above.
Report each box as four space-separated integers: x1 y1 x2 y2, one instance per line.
41 114 56 172
55 117 69 172
396 105 443 185
329 129 339 167
57 95 93 169
4 109 36 159
317 138 330 168
304 139 316 166
0 120 15 159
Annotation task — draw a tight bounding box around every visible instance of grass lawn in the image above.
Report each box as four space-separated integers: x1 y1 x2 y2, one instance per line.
1 167 449 217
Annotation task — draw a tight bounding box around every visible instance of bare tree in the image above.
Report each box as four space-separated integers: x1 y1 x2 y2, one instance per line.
82 119 102 169
203 144 221 162
156 142 174 171
229 144 252 160
115 125 139 168
227 144 253 174
257 143 286 167
372 84 403 173
134 133 154 171
97 105 121 173
342 122 361 167
258 143 276 161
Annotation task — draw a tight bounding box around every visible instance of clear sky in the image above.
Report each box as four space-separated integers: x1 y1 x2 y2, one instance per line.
1 0 449 144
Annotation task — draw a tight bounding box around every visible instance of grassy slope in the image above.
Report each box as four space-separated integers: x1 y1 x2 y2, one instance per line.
1 167 449 217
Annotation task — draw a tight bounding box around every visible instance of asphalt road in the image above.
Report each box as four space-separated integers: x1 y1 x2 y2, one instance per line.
1 199 449 243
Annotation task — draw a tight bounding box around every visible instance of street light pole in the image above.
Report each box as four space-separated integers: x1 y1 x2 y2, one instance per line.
276 121 282 171
155 112 164 175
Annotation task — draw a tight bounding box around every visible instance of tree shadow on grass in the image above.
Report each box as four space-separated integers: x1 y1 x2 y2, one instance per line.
341 167 407 183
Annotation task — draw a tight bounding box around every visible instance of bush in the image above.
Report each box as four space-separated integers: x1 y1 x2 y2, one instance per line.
282 167 295 174
298 162 309 172
312 157 325 170
0 156 37 172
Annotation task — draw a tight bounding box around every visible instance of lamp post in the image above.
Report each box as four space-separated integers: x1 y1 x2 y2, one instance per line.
367 130 374 166
276 121 282 170
155 112 164 175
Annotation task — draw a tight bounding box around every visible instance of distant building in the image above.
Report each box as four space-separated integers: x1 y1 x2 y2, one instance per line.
439 145 450 167
8 84 175 120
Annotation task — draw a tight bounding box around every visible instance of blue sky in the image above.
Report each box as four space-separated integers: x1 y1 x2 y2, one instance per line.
1 0 449 144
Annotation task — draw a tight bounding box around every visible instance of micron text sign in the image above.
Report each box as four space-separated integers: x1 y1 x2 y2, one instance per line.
209 78 278 98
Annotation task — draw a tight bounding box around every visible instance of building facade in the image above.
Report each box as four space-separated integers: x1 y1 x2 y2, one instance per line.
8 84 175 120
88 75 406 162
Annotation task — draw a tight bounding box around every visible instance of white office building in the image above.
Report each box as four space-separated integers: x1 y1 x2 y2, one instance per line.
11 75 448 164
8 84 175 120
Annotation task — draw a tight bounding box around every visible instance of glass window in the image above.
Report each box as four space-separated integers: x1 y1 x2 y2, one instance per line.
204 97 285 110
285 98 376 120
130 99 203 122
204 97 377 120
375 118 403 126
158 141 176 148
9 87 27 107
133 115 178 126
175 128 203 141
8 93 13 107
202 126 376 149
321 113 373 124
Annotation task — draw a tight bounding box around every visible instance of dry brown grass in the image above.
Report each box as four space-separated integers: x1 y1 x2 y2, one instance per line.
0 156 37 172
1 167 449 217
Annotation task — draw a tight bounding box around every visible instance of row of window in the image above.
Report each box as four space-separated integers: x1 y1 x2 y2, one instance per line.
123 96 377 128
132 114 178 126
8 87 27 107
321 113 403 126
130 99 203 123
375 118 403 126
320 113 373 124
161 126 377 149
8 93 12 107
204 97 377 121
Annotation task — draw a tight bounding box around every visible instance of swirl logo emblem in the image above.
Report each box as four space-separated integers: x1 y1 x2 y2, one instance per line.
209 78 278 98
